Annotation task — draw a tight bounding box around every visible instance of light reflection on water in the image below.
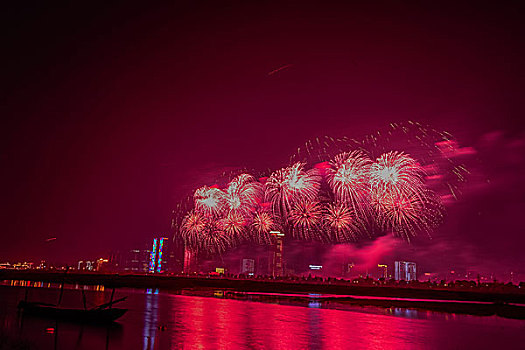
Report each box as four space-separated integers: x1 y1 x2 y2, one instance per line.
1 283 524 349
143 289 158 350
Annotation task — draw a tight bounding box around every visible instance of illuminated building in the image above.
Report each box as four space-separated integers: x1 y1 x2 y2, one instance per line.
77 260 95 271
149 237 168 273
269 231 285 277
394 261 417 281
95 258 109 272
377 264 388 279
240 259 255 275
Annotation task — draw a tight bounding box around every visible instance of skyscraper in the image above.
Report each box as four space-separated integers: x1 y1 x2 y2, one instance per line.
394 261 417 281
270 231 284 277
240 258 255 275
149 237 169 273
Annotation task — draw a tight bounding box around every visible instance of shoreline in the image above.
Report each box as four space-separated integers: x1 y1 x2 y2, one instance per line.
2 270 524 301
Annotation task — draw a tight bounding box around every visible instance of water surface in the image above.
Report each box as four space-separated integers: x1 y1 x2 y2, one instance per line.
1 283 524 349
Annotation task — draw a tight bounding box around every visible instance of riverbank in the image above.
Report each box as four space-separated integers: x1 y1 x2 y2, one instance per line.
223 291 525 320
1 270 524 305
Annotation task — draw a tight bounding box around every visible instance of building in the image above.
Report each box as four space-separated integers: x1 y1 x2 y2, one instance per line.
95 258 109 272
395 261 417 281
377 264 388 279
240 258 255 275
149 237 169 273
77 260 95 271
122 249 150 273
269 231 285 277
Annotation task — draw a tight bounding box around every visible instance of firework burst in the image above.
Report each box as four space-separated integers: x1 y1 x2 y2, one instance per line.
200 220 232 255
224 174 263 216
175 123 468 252
219 211 246 238
194 185 226 217
265 162 320 219
288 200 323 240
326 150 372 215
180 210 233 254
370 151 425 199
323 203 360 242
250 210 277 244
369 151 438 240
180 210 207 250
372 189 443 241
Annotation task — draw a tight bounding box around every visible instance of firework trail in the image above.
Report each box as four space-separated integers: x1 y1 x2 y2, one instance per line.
265 162 321 220
323 203 360 242
288 200 323 240
326 150 372 215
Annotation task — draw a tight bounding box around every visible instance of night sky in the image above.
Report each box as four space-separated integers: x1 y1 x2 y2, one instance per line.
2 2 524 276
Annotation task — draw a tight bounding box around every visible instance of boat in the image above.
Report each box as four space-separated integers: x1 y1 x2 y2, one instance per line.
17 300 127 322
18 281 128 323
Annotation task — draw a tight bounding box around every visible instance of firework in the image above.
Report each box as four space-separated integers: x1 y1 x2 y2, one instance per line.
326 150 372 215
372 189 443 241
323 203 359 242
180 210 232 254
250 210 277 244
369 151 425 199
180 210 207 250
369 151 438 240
175 122 467 252
224 174 263 216
288 200 323 240
265 162 320 219
218 211 246 238
194 185 226 217
200 220 232 255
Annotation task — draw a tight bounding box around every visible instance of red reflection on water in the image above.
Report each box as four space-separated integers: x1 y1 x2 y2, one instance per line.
169 295 426 349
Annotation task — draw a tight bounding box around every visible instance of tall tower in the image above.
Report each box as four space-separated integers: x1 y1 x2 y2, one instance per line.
270 231 285 277
395 261 417 281
149 237 168 273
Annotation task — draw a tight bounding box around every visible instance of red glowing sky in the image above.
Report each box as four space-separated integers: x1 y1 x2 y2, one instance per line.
1 2 524 273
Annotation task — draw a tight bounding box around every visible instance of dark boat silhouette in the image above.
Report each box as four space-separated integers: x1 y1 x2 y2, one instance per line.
18 275 128 323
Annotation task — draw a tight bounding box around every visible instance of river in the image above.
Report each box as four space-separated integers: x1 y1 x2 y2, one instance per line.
1 282 524 349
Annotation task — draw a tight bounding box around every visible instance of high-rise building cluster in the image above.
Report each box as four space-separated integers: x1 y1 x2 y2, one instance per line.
395 261 417 281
